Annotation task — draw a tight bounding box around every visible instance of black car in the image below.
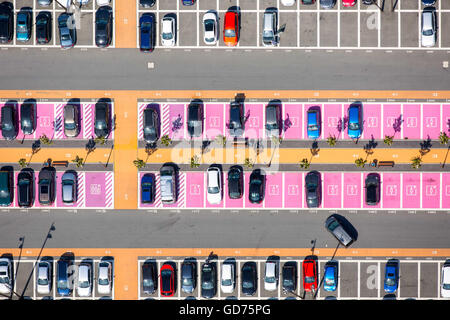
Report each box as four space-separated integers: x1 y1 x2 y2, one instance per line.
95 6 112 48
139 13 155 52
305 171 321 208
17 170 33 207
20 101 36 135
38 167 55 205
187 101 203 138
94 100 110 138
36 11 52 44
249 169 265 204
200 262 216 299
1 104 18 140
241 262 257 296
142 262 157 294
365 173 380 205
227 165 243 199
228 101 244 137
0 2 13 43
282 263 297 293
139 0 156 7
143 108 159 144
181 260 196 294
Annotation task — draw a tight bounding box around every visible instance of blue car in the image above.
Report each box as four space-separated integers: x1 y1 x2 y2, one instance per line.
141 173 155 204
182 0 195 5
384 260 399 293
323 262 338 292
139 13 155 52
56 259 71 296
307 109 320 139
347 104 362 139
16 10 32 42
58 13 76 49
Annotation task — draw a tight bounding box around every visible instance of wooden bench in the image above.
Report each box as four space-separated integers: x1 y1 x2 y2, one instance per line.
377 161 395 167
52 161 69 167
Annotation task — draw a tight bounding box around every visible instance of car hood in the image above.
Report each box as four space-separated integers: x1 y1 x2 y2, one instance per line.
422 34 435 47
0 283 10 294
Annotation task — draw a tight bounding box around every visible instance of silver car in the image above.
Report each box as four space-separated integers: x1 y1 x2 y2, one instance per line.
0 258 12 294
324 215 355 247
421 7 436 47
63 104 80 137
77 263 92 297
97 261 112 295
160 165 176 204
61 171 77 205
36 261 52 294
37 0 52 6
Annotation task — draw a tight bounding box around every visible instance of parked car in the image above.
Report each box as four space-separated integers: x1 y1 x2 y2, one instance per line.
1 104 18 140
203 11 218 45
0 171 13 207
182 0 195 5
347 104 362 139
305 171 321 208
56 259 71 296
365 173 380 205
38 0 52 5
160 263 175 297
421 7 436 47
262 11 277 47
95 6 112 48
142 262 157 294
281 0 296 6
20 101 36 135
264 261 278 291
421 0 436 5
306 109 320 139
187 100 203 137
201 262 217 299
228 101 244 137
0 2 13 43
282 263 297 293
323 261 338 292
64 104 80 137
223 11 239 47
143 108 160 144
220 263 235 293
16 10 32 42
249 169 265 204
181 260 196 294
207 166 222 205
161 15 176 47
17 170 34 208
77 263 92 297
384 260 399 293
160 165 177 204
302 257 318 292
94 100 110 138
227 165 243 199
58 13 76 49
96 0 111 5
141 173 155 204
97 261 112 295
302 0 315 4
140 0 156 8
342 0 356 6
37 261 52 294
0 257 12 294
61 171 77 205
265 103 281 138
139 13 155 52
324 214 355 247
36 11 52 44
38 167 55 205
320 0 336 8
441 261 450 298
241 262 257 296
75 0 89 5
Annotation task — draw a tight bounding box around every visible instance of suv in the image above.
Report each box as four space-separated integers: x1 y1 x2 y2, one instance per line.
1 104 18 140
227 166 243 199
56 259 72 296
139 13 155 52
95 6 112 48
38 167 55 205
36 11 52 44
181 260 196 294
64 104 80 137
228 101 244 137
324 215 355 247
262 11 277 47
160 165 176 204
249 169 265 204
143 108 160 144
265 103 281 138
0 257 12 294
365 173 380 205
201 262 217 299
0 171 12 207
142 262 157 294
17 170 33 207
187 100 203 138
207 166 222 205
97 261 112 295
220 263 235 293
0 2 13 44
94 100 110 138
20 101 36 135
305 171 321 208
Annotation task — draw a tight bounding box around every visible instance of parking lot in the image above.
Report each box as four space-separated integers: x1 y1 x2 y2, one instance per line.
136 0 450 50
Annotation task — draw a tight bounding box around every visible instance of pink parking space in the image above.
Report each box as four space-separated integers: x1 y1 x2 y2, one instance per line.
422 104 441 140
323 104 344 140
34 104 55 141
161 103 186 140
444 104 450 134
381 173 401 209
442 173 450 209
185 172 204 208
303 104 322 140
323 172 342 209
204 103 224 141
402 104 421 140
362 104 382 140
82 103 95 139
244 103 264 140
363 173 381 209
55 171 84 208
84 172 114 208
224 173 244 208
382 104 402 139
283 172 303 209
282 103 303 140
402 173 421 209
244 171 263 208
138 172 161 208
343 173 362 209
264 172 283 208
421 173 440 209
137 103 146 140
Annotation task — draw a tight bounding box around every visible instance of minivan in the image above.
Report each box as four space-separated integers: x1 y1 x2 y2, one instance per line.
421 7 436 47
262 11 277 47
160 165 176 204
0 171 12 207
56 259 71 296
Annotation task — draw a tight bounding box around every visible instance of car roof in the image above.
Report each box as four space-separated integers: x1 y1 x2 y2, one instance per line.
443 265 450 283
265 261 276 275
349 105 360 119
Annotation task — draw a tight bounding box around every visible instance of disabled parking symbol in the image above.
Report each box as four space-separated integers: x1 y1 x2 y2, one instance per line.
425 117 437 128
269 185 279 196
208 116 220 128
386 117 396 127
346 185 358 196
406 185 417 196
385 185 397 196
39 116 52 128
446 185 450 196
287 185 299 196
327 185 338 196
248 116 259 128
89 184 101 195
425 185 437 196
327 117 339 128
367 117 378 128
190 184 201 196
406 117 418 128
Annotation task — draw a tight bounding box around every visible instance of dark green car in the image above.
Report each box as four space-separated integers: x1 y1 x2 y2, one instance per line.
0 171 12 207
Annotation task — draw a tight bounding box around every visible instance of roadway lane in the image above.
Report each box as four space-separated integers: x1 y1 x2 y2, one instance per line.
1 49 450 90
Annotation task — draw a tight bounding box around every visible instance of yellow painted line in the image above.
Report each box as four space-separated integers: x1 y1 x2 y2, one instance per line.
114 0 136 49
3 148 111 163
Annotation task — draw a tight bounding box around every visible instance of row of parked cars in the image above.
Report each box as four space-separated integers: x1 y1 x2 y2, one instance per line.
0 2 113 48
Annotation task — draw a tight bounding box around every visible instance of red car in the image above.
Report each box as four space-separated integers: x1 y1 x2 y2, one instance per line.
160 263 175 296
223 11 239 47
342 0 356 6
302 257 318 292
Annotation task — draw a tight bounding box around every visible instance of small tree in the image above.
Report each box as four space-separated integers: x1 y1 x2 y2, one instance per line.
383 135 394 146
327 135 337 147
133 158 146 169
299 158 310 170
244 157 254 169
354 157 367 168
18 158 27 168
411 156 422 169
439 132 449 145
190 155 200 168
39 134 52 145
215 135 227 147
160 134 172 147
94 136 106 145
271 136 283 146
72 156 84 168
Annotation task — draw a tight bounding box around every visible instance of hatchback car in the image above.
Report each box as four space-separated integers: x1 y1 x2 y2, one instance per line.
182 0 195 4
97 261 112 295
143 108 160 144
207 166 222 205
77 263 92 297
0 2 13 44
262 11 277 47
365 173 380 205
161 15 176 47
320 0 336 8
94 100 110 138
264 261 278 291
20 101 36 135
323 261 338 292
38 167 55 205
441 262 450 298
249 169 265 204
342 0 356 6
63 104 80 137
140 0 156 7
181 261 196 294
384 260 399 293
306 109 320 139
223 11 239 46
241 262 257 296
220 263 235 293
38 0 52 5
58 13 76 49
187 100 203 137
16 10 32 42
17 170 34 208
141 173 155 204
1 104 18 140
142 262 157 294
160 263 175 297
305 171 321 208
421 7 436 47
61 171 77 205
282 263 297 293
36 11 52 44
227 165 243 199
0 171 13 207
37 261 52 294
324 214 355 247
160 165 177 204
139 13 155 52
203 11 218 45
302 257 318 292
56 259 71 296
265 103 281 138
228 101 244 137
0 257 12 294
348 104 362 139
95 6 112 48
201 262 217 299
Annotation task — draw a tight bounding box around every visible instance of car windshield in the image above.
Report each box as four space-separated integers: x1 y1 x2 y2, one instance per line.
2 121 12 130
65 122 76 130
266 122 277 130
143 278 154 287
57 279 68 289
308 124 318 131
79 280 89 288
263 30 273 40
222 279 232 286
423 28 433 36
348 122 359 130
61 33 70 41
242 280 253 289
265 276 275 283
304 276 315 283
0 276 9 284
144 126 155 135
443 283 450 290
208 186 219 194
283 278 293 286
38 278 48 286
17 25 27 32
385 277 395 286
182 277 192 286
225 29 235 37
98 277 109 285
325 277 334 285
162 32 172 40
204 20 214 32
327 220 339 231
95 120 105 129
37 19 46 26
141 21 151 29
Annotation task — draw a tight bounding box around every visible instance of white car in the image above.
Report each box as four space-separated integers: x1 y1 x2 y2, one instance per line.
77 263 92 297
76 0 90 5
207 167 222 204
220 263 235 293
97 261 112 295
202 12 218 45
421 8 436 47
0 258 12 295
96 0 111 5
161 16 176 47
281 0 296 6
264 261 278 291
36 261 52 294
442 262 450 298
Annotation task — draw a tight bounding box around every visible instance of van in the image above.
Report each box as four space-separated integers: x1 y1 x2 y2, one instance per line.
262 11 277 47
160 165 177 204
56 259 71 296
421 7 436 47
0 171 12 207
